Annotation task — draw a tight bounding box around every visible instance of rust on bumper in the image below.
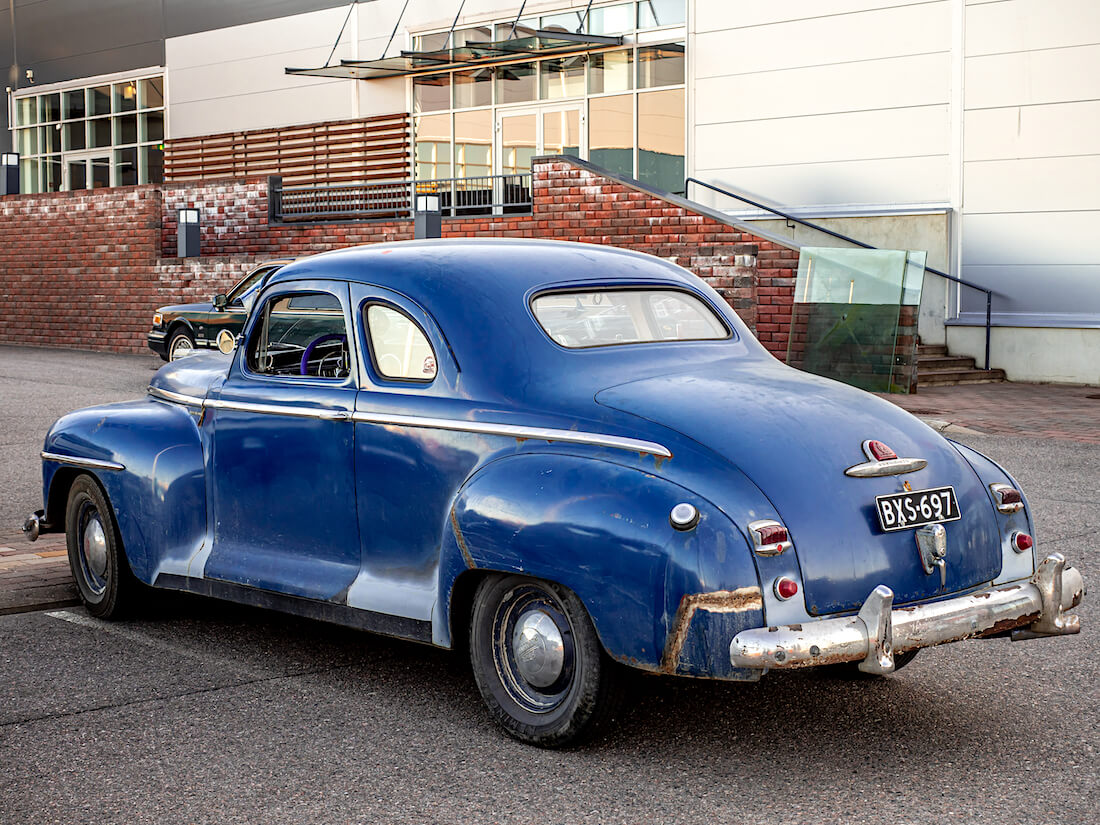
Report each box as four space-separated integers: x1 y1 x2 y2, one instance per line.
730 553 1085 675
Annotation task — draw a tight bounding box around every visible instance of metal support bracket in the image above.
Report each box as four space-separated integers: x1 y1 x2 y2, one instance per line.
1018 552 1080 637
857 585 895 674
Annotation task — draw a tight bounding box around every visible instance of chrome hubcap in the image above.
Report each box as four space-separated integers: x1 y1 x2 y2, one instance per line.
170 337 194 360
511 610 565 688
81 515 108 594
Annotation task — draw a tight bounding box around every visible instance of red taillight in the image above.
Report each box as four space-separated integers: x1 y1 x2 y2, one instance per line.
774 577 799 601
990 483 1024 513
748 519 792 556
1012 532 1034 553
866 440 898 461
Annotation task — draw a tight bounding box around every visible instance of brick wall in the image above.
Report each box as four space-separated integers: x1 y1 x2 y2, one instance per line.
1 157 800 357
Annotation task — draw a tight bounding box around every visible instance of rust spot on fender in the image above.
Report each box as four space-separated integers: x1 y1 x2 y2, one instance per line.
449 508 476 570
660 587 763 673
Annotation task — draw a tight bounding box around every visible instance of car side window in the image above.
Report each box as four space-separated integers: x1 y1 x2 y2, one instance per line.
365 304 437 382
248 291 350 379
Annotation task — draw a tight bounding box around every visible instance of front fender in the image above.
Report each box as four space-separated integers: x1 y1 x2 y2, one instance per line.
43 398 207 583
438 452 763 678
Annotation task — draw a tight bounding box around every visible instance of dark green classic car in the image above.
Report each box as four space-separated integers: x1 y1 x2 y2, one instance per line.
147 260 292 361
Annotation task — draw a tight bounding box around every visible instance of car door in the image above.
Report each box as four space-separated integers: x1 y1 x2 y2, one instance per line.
203 279 361 601
344 283 482 624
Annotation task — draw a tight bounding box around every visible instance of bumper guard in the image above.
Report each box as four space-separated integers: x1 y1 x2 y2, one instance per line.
730 553 1085 674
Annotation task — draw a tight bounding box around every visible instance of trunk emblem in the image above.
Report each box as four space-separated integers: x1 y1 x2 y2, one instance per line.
915 524 948 588
845 440 928 478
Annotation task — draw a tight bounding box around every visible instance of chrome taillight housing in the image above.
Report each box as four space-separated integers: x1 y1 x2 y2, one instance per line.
748 519 792 556
990 483 1024 514
1011 531 1034 553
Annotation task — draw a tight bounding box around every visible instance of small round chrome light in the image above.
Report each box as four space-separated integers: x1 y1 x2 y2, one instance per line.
670 502 699 531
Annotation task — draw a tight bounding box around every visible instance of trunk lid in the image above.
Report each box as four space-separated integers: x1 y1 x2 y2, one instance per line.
596 363 1001 615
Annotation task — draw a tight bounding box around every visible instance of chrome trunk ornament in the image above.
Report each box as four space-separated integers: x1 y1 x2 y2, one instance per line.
915 523 948 587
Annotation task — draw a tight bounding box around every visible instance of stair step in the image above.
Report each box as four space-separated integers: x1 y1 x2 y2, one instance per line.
917 344 948 357
918 356 978 370
917 367 1006 386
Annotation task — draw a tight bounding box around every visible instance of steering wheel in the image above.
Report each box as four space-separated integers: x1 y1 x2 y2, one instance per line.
300 333 348 376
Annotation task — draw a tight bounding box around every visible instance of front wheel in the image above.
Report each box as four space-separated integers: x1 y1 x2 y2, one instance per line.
167 328 196 361
65 475 140 619
469 575 622 748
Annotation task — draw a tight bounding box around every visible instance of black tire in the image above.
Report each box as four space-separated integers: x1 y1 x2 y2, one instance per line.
469 575 623 748
824 648 920 679
65 474 140 619
167 328 196 362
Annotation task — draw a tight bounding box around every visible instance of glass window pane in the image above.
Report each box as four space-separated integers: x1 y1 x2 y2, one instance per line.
139 77 164 109
64 90 86 120
64 121 86 151
16 97 37 126
454 25 491 47
500 113 536 175
249 293 350 379
20 159 40 193
367 305 437 381
495 19 536 40
540 11 585 34
533 290 727 348
16 128 38 156
589 50 633 94
638 89 684 193
416 31 450 51
43 156 62 192
113 82 138 113
116 114 138 145
454 109 492 178
141 144 164 184
140 112 164 142
588 3 634 35
90 118 112 148
638 44 685 88
90 156 110 189
413 74 450 113
39 94 61 123
589 94 633 177
638 0 687 29
543 109 581 158
453 69 492 108
414 114 451 179
495 61 536 104
115 148 138 186
540 56 585 99
89 86 111 116
40 125 62 154
67 158 86 190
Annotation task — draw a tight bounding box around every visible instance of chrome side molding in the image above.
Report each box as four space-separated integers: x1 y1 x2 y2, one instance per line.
40 451 125 472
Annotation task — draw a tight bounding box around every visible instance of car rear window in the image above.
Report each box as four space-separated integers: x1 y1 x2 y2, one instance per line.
531 289 729 348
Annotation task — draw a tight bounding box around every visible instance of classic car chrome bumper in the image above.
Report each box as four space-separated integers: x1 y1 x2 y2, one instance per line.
730 553 1085 674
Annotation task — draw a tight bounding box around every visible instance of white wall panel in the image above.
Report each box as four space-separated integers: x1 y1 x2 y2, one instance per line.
694 1 950 78
169 84 355 136
693 155 950 208
695 106 949 169
965 0 1100 57
963 156 1100 213
965 44 1100 109
694 0 941 34
964 101 1100 161
962 212 1100 266
694 52 950 124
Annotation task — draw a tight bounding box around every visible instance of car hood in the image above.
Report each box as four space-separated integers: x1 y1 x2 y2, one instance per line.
149 351 231 399
595 362 1002 615
157 302 215 315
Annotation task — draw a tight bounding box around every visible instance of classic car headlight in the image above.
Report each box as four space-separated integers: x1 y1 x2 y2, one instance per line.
152 313 163 327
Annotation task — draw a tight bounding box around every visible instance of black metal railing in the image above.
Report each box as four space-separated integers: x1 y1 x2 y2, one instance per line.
271 173 533 223
685 176 996 370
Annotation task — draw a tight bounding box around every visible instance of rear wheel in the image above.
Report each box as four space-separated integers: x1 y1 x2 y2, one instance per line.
65 475 139 619
469 575 622 748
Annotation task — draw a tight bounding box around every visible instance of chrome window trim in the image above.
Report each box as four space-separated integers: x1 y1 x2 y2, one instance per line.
146 387 672 457
41 451 125 471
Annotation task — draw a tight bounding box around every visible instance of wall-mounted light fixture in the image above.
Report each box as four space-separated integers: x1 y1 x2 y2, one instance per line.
177 208 201 257
414 193 442 239
1 153 19 196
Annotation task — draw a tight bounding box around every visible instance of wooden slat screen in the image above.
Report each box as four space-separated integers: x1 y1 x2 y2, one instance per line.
163 113 411 186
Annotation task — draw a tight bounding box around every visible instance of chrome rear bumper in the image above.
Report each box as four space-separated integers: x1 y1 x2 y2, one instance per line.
730 553 1085 674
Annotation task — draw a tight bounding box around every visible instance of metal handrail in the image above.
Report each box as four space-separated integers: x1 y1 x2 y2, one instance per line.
685 176 995 370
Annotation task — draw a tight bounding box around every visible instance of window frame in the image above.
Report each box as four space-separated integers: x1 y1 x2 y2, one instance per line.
529 285 733 350
362 300 440 385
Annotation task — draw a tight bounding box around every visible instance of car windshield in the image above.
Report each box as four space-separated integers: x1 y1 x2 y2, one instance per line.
532 289 729 348
227 265 277 303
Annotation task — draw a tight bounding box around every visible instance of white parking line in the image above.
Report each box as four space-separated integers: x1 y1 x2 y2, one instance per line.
45 609 276 679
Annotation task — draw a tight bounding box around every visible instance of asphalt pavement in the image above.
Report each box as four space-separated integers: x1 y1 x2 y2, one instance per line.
0 346 1096 824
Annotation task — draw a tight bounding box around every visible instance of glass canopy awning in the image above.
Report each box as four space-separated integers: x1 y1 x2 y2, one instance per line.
286 31 624 80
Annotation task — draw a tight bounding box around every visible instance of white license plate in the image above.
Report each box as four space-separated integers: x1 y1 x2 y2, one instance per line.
875 486 961 532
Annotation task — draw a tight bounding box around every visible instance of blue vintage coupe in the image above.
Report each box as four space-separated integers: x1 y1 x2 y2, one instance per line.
24 239 1085 746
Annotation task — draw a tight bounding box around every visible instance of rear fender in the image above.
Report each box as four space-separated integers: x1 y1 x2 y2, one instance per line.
43 398 207 584
437 453 763 676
